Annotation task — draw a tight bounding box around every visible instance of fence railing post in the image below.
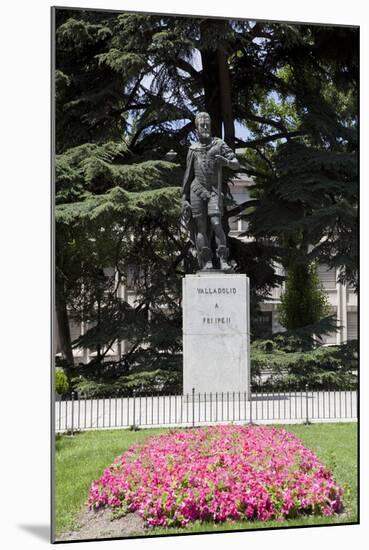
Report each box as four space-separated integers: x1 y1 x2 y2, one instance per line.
305 384 310 425
192 387 195 428
58 393 61 433
249 389 253 425
132 390 136 428
71 391 75 436
55 385 360 434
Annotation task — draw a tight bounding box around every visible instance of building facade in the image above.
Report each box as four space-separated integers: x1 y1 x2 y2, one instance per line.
229 176 358 346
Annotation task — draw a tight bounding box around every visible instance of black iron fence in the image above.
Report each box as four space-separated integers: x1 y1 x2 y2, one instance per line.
54 387 357 434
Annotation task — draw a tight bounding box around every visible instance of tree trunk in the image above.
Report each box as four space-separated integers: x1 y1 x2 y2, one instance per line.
97 295 102 361
55 275 74 366
199 20 222 138
217 45 235 149
199 20 235 147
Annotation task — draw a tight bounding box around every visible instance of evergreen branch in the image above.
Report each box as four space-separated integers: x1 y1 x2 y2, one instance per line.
125 340 141 359
124 73 145 109
227 199 259 218
234 137 250 147
236 165 272 180
244 109 288 133
244 131 304 148
175 58 202 80
255 147 276 176
174 120 195 138
122 103 149 111
100 337 118 359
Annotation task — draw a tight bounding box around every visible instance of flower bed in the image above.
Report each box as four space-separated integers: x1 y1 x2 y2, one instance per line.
88 425 343 527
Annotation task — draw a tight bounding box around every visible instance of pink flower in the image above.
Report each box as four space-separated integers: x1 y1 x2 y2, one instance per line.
88 425 344 527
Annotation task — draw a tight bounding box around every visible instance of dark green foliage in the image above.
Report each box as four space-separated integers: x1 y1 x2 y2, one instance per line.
71 369 181 398
278 263 330 330
55 135 185 370
54 9 358 391
260 321 335 352
54 9 282 377
242 25 358 290
251 339 357 391
69 351 182 398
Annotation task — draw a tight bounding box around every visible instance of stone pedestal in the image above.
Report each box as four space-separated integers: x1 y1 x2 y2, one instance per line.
183 272 250 395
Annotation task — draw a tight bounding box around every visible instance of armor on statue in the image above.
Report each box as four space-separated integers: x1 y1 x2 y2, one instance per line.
182 112 240 271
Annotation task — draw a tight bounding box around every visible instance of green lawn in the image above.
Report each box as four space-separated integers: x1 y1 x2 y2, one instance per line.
54 423 358 538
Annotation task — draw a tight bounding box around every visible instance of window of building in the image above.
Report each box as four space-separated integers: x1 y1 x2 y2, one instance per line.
347 312 358 341
318 306 337 345
126 265 145 289
240 219 248 231
228 217 239 231
253 311 273 338
69 317 81 343
317 264 337 290
320 331 337 345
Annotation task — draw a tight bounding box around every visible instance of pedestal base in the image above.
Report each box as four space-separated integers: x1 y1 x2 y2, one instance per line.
182 272 250 395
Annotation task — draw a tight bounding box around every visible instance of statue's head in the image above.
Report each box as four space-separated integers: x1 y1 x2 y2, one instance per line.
195 112 211 142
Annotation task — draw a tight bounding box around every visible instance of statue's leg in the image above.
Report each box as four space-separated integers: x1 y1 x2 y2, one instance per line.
209 215 227 248
194 217 212 269
210 215 232 271
194 216 208 250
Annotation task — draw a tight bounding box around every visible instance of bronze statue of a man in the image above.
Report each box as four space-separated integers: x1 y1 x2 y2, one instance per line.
182 112 240 271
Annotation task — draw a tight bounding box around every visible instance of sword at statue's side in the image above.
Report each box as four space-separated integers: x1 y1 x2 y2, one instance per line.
215 152 241 213
217 159 223 215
